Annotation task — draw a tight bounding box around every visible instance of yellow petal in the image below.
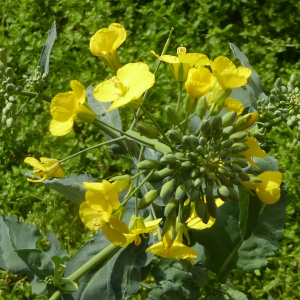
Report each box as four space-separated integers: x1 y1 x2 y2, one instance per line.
49 119 74 137
187 217 216 230
131 218 162 235
50 92 78 122
179 53 209 66
53 168 65 178
70 80 86 105
236 66 252 79
212 56 237 74
79 202 105 230
152 51 179 64
168 240 198 259
146 242 167 257
94 79 119 103
224 98 244 115
220 73 248 88
245 137 267 158
24 157 45 171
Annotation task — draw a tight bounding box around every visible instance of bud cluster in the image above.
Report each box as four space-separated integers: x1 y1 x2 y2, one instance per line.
137 107 255 225
0 49 23 128
23 65 48 92
258 74 300 145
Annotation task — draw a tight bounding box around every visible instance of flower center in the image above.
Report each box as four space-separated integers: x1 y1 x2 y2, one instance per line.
112 76 128 97
177 46 186 58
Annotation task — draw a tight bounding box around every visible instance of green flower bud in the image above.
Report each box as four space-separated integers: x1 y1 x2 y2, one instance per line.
168 161 181 170
201 204 211 224
175 184 186 201
180 205 192 223
238 171 250 181
196 145 205 154
210 115 222 131
281 86 287 93
175 152 185 159
138 190 158 209
199 137 207 146
274 110 281 117
182 135 193 148
217 173 229 185
228 187 240 202
219 149 231 158
218 185 229 201
160 180 175 199
230 176 243 186
6 83 16 94
279 101 285 105
225 169 235 178
199 166 206 174
8 96 15 102
223 160 231 167
181 161 193 169
232 114 253 132
2 107 9 115
167 129 182 143
137 123 158 139
160 154 177 165
269 94 279 103
6 118 14 128
76 112 96 123
206 172 215 186
185 178 195 190
231 142 249 154
275 78 282 87
200 119 211 133
196 96 207 118
15 86 22 93
191 168 200 179
165 106 181 125
186 152 197 161
222 139 234 149
213 129 223 141
222 126 234 139
164 198 178 217
249 177 262 184
268 106 276 112
213 141 222 152
5 67 14 78
206 189 217 218
1 115 7 125
190 135 199 146
137 159 159 170
222 111 237 127
232 158 248 168
230 163 242 173
195 197 205 219
190 187 200 202
293 139 298 146
0 49 7 64
287 82 293 90
194 177 202 188
148 168 175 182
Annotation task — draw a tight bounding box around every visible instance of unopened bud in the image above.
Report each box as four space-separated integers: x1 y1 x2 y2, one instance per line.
228 187 240 202
191 168 200 179
213 129 223 141
0 49 7 64
6 83 16 94
231 142 249 154
164 198 178 217
137 159 159 170
76 112 96 123
232 158 248 168
210 115 222 131
222 111 237 127
275 78 282 87
190 187 200 202
167 129 182 143
182 135 193 148
218 185 229 201
137 123 158 139
195 197 205 219
160 154 177 165
8 96 15 102
281 86 287 93
5 67 14 78
200 119 211 133
269 94 279 103
160 180 175 199
148 168 175 182
238 171 250 181
165 106 181 125
196 96 207 118
175 184 186 201
185 178 194 190
230 176 243 186
180 205 191 223
111 175 131 194
222 139 234 149
6 118 14 128
181 161 193 169
1 115 7 125
138 190 158 209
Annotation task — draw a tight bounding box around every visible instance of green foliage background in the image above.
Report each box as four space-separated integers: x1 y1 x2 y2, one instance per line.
1 0 300 298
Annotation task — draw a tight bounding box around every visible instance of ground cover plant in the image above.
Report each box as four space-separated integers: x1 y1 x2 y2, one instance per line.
1 0 300 299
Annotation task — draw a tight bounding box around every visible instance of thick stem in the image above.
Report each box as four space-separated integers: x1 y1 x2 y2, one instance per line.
16 91 52 102
135 146 145 217
176 82 183 112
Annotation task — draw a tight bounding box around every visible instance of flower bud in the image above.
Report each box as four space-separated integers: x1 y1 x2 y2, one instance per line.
233 113 258 132
137 123 158 139
199 119 211 133
290 74 297 84
164 198 178 217
190 187 200 202
269 94 279 103
8 96 15 103
185 178 194 190
222 111 237 127
165 106 181 125
180 205 192 223
6 118 14 128
213 142 222 152
231 142 249 154
210 115 222 131
196 96 207 118
229 131 247 142
190 135 199 146
175 184 186 201
222 126 234 139
5 67 14 78
2 107 9 115
6 83 16 94
206 172 215 186
186 152 198 161
213 128 223 141
167 129 182 143
168 161 181 170
194 177 202 188
222 139 234 149
217 173 229 185
238 171 250 181
191 168 200 179
218 185 229 201
148 168 175 182
137 159 159 170
232 158 248 168
182 135 193 148
230 176 243 186
228 187 240 202
275 78 282 87
0 49 7 64
160 154 177 165
181 161 193 169
111 175 131 194
160 180 175 199
1 115 7 125
230 163 242 173
138 190 158 209
199 166 206 174
175 152 185 159
281 86 287 93
195 197 205 219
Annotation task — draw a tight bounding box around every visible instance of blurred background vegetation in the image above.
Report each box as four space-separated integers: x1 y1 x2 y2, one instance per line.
1 0 300 298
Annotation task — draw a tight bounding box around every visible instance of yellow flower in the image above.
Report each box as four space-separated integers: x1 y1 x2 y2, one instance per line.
186 198 224 230
152 47 209 82
50 80 96 136
211 56 252 89
224 98 244 115
146 223 198 261
24 157 64 183
240 133 267 169
242 171 282 204
90 23 126 71
94 62 155 111
185 67 216 99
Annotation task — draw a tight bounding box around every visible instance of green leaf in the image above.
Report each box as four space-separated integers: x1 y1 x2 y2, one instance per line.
38 21 57 75
126 130 172 154
252 155 278 174
239 188 262 241
222 284 248 300
192 190 288 281
15 249 55 279
189 116 200 135
42 173 96 205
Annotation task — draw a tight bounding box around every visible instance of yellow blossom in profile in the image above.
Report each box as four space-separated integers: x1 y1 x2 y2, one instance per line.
186 198 224 230
211 56 252 89
94 62 155 111
224 98 244 115
50 80 96 136
185 67 216 99
24 157 64 183
152 47 209 82
90 23 126 71
146 223 198 261
243 171 282 204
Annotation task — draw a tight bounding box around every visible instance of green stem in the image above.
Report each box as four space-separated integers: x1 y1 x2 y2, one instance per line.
94 119 155 149
59 137 126 163
49 244 120 300
121 169 155 207
13 97 32 118
135 146 145 217
264 116 282 127
131 170 147 179
130 27 174 130
207 103 216 119
217 240 243 283
140 282 155 290
16 91 52 102
176 82 183 112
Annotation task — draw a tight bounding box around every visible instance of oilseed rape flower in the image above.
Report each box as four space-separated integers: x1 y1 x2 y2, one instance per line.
243 171 282 204
94 62 155 111
50 80 96 136
24 157 64 182
146 223 198 261
211 56 252 89
90 23 126 71
152 47 209 82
